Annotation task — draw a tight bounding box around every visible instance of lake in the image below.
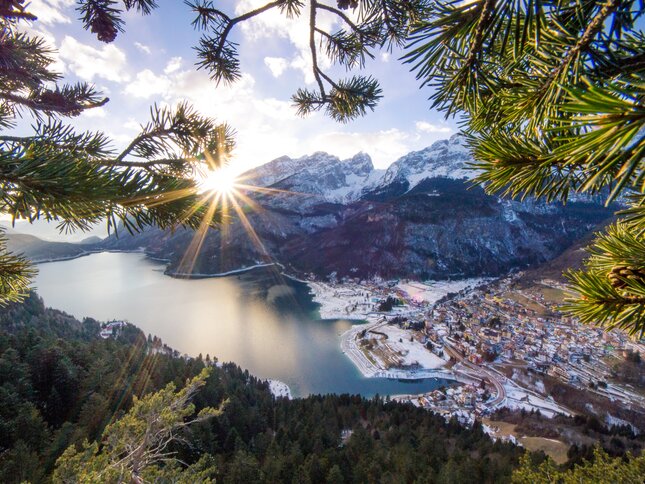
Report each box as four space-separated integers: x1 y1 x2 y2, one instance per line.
34 252 452 397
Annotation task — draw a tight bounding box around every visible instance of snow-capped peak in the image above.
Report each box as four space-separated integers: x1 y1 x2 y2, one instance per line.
240 151 380 204
375 134 477 191
239 134 477 205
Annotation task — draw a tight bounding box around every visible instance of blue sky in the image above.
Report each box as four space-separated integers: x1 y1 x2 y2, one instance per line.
19 0 458 174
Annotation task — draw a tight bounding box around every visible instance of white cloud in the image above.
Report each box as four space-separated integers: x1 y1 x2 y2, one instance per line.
264 57 288 77
27 0 75 25
289 53 316 85
119 62 303 173
59 36 129 83
134 42 151 54
80 107 106 118
124 69 171 98
123 119 143 132
415 121 453 134
235 0 337 84
96 84 112 94
164 57 183 74
380 52 391 62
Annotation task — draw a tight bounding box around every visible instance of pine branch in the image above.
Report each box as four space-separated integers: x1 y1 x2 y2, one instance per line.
565 223 645 337
0 230 36 306
0 0 38 20
0 105 232 236
190 0 283 84
532 0 622 111
123 0 158 15
194 1 427 120
464 0 495 72
104 157 201 169
317 3 361 33
309 1 327 97
0 87 109 117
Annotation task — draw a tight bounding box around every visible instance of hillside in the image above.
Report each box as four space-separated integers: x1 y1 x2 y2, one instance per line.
516 226 613 286
4 232 96 262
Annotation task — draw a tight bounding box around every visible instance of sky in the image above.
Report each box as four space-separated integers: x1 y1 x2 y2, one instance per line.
16 0 459 175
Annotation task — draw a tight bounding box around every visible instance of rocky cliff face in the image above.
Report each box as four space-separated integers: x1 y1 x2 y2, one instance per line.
370 135 477 195
242 151 382 204
102 135 615 280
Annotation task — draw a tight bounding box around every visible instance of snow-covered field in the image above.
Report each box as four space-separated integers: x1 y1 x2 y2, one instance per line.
502 384 571 418
340 321 454 380
268 380 292 399
308 277 490 320
374 324 447 369
340 322 383 377
308 281 374 320
311 278 474 379
397 278 489 305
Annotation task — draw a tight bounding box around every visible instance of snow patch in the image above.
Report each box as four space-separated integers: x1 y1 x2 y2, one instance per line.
308 281 373 320
502 382 571 418
268 379 292 399
606 414 639 435
371 134 480 192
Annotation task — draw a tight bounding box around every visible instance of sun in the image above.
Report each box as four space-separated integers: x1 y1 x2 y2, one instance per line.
198 167 239 195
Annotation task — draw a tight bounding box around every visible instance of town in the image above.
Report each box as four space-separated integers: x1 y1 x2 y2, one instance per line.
308 273 645 435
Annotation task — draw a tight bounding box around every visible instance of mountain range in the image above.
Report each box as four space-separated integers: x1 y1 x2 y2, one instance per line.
95 134 616 280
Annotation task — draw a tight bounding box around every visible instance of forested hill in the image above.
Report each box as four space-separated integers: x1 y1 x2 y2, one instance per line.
0 293 523 483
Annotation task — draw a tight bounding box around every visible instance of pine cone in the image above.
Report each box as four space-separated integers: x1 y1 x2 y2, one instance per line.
38 91 68 109
90 15 118 43
608 265 645 290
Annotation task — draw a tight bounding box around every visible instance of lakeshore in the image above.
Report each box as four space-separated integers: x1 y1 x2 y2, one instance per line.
33 252 453 398
32 250 645 433
26 248 145 264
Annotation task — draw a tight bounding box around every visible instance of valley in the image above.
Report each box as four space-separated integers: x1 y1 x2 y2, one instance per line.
7 134 644 474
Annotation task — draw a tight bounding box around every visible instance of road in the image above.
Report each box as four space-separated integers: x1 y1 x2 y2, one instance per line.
444 342 507 407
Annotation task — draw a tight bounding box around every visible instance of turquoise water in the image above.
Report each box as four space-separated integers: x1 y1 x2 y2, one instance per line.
34 252 451 397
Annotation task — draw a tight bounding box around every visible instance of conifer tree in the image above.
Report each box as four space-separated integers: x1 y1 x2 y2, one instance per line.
0 1 234 305
512 447 645 483
205 0 645 337
52 368 222 483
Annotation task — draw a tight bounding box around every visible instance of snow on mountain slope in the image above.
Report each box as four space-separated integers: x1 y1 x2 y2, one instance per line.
374 134 478 191
103 134 615 280
238 134 479 205
240 151 383 204
239 154 314 188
